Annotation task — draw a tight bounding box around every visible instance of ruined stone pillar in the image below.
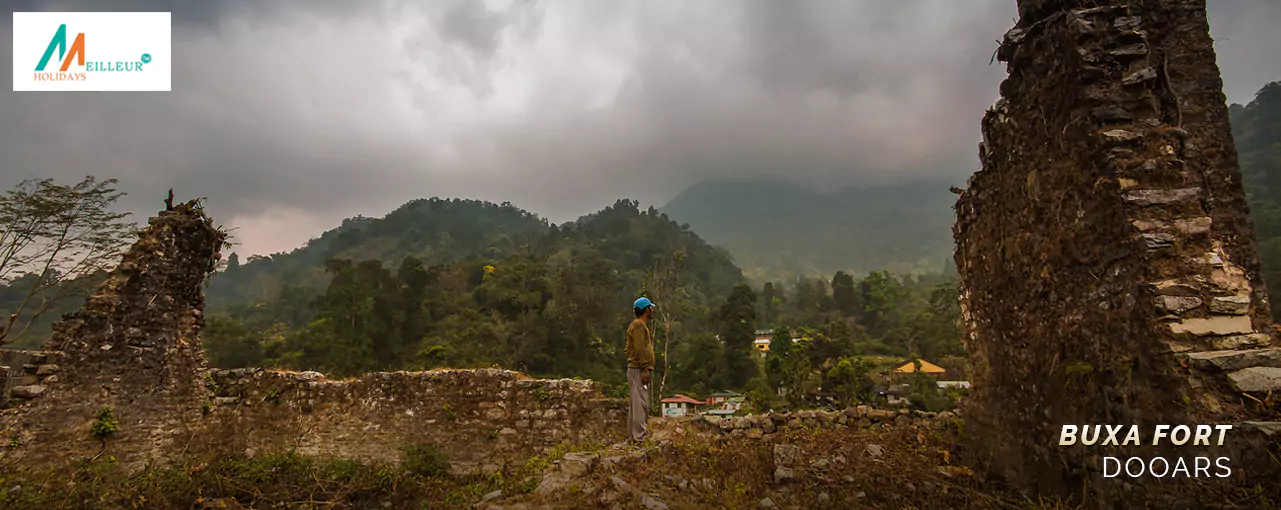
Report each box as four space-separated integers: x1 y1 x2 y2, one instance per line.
955 0 1278 499
0 198 226 469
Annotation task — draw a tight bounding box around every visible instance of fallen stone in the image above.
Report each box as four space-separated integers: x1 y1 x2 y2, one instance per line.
1155 295 1202 314
773 444 801 466
1125 188 1199 206
818 492 831 504
10 385 46 399
865 444 884 458
759 498 776 509
1228 367 1281 393
560 452 599 477
482 490 503 502
639 495 668 510
772 467 795 484
811 458 831 471
1187 348 1281 372
35 364 60 376
1209 295 1251 315
610 476 634 493
1168 316 1254 336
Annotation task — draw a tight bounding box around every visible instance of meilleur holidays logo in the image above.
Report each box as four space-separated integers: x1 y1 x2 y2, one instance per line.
13 12 171 91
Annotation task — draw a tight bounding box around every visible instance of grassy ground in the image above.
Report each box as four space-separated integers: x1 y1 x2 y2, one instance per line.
1 417 1274 509
497 417 1079 510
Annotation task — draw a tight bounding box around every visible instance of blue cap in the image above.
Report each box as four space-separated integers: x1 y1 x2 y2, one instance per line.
633 297 655 310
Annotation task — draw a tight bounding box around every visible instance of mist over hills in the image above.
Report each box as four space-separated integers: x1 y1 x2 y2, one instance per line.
660 179 957 282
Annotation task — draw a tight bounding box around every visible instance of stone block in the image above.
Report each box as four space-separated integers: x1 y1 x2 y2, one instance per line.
1209 295 1251 315
1187 348 1281 372
773 444 801 467
1155 295 1202 313
1228 367 1281 393
559 452 599 477
1173 217 1212 235
1210 334 1268 350
1124 188 1199 206
1168 316 1253 336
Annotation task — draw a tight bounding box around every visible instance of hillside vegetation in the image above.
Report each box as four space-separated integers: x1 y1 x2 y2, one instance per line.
1230 81 1281 322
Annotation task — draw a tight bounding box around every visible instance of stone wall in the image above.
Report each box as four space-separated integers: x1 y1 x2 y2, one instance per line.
0 196 627 473
0 198 226 469
955 0 1279 499
0 350 61 408
202 368 625 474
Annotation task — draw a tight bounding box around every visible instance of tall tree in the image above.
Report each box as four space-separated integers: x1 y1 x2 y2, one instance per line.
831 271 858 316
0 176 134 345
718 283 758 388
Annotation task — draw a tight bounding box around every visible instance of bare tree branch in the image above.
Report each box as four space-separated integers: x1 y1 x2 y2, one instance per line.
0 176 134 345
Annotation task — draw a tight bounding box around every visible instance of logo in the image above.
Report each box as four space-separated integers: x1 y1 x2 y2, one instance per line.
13 12 171 91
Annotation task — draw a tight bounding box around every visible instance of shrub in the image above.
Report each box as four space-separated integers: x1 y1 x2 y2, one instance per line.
90 406 119 440
401 443 450 478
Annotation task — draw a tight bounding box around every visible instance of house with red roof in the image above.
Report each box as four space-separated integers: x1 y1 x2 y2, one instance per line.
660 394 705 418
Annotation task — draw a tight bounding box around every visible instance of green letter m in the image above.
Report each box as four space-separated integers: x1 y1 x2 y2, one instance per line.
35 24 70 72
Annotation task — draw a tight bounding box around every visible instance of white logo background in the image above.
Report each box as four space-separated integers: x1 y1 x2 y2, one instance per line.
12 12 171 92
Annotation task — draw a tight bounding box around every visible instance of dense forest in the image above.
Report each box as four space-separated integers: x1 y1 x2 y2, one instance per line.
197 196 963 403
1231 81 1281 322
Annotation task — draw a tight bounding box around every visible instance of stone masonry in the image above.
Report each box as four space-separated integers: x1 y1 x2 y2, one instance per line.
955 0 1279 500
0 196 625 474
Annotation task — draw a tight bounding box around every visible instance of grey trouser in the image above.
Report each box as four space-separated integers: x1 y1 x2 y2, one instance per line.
627 367 650 441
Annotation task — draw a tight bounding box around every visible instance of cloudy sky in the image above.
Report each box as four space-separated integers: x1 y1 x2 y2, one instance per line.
2 1 1279 257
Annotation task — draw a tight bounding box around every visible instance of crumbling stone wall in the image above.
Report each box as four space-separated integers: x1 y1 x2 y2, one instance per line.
955 0 1279 499
202 368 625 474
0 198 226 469
0 196 627 473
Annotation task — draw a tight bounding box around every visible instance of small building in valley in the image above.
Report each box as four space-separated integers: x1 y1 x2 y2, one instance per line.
661 394 705 418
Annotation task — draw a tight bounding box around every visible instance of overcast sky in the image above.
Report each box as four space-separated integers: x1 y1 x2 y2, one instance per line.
2 1 1279 257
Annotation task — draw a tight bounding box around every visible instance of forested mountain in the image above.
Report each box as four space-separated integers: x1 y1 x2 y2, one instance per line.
200 195 964 404
1230 81 1281 322
202 198 745 393
206 198 551 310
660 179 956 281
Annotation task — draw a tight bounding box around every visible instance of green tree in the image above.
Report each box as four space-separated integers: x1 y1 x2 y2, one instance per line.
825 357 875 408
718 284 758 389
831 271 858 316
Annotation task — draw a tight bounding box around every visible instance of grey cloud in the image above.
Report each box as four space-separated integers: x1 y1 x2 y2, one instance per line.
1 1 1278 256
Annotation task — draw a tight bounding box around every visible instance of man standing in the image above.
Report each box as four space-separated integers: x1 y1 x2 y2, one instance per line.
625 296 656 442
